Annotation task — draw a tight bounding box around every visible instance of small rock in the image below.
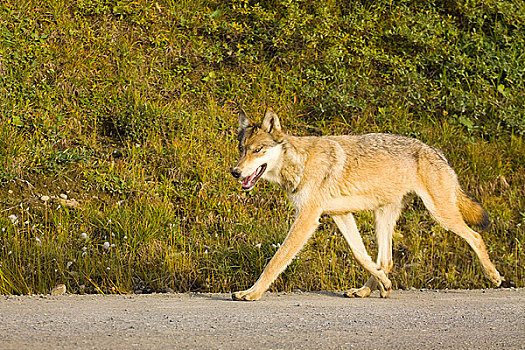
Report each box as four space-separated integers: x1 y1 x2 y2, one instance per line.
59 198 79 209
40 195 50 202
59 193 68 199
51 284 67 295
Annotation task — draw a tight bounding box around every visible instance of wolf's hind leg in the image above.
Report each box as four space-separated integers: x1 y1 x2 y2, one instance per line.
332 213 392 298
341 203 402 298
372 203 403 296
417 188 504 286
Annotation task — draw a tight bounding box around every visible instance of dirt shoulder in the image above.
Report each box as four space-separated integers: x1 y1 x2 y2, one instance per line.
1 288 523 349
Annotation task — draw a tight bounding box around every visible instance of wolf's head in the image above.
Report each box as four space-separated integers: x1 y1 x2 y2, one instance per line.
231 108 284 191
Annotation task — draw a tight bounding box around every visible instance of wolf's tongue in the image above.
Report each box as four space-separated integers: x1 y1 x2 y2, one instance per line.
242 169 258 188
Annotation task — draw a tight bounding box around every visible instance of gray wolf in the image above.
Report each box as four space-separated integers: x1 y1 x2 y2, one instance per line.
230 108 503 301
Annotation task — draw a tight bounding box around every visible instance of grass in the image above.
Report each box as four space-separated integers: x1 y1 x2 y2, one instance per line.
0 0 523 294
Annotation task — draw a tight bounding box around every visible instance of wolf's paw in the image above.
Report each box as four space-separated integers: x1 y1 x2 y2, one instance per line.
490 270 504 287
377 279 392 298
484 268 504 287
232 289 261 301
344 286 372 298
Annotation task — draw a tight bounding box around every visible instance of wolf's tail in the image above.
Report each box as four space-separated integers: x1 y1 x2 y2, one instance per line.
457 188 490 230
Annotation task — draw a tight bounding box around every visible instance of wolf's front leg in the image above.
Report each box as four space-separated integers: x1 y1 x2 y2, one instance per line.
232 207 322 301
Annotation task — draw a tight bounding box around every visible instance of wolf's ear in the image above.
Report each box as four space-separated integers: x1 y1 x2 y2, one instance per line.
238 109 252 131
261 108 282 135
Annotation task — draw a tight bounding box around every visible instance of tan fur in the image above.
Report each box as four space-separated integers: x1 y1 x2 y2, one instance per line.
230 108 503 301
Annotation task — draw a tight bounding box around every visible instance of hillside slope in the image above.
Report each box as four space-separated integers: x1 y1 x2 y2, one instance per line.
0 0 523 294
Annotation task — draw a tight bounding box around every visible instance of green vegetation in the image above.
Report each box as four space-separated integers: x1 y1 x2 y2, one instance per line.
0 0 523 294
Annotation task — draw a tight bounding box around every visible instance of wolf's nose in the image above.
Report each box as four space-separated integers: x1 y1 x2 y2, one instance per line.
230 168 241 179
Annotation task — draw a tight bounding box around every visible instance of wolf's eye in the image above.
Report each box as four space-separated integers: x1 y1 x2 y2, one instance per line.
253 146 263 153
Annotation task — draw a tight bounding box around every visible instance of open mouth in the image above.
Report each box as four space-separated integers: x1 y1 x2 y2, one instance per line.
241 164 267 190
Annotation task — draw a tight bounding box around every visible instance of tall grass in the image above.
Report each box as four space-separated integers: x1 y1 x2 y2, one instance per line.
0 0 523 294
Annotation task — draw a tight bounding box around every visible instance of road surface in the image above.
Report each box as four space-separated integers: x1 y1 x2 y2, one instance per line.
1 288 524 349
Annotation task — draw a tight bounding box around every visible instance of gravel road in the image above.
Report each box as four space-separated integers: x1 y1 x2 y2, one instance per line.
1 288 523 349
